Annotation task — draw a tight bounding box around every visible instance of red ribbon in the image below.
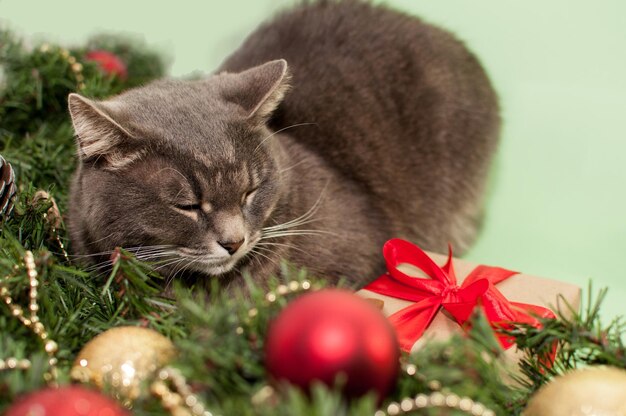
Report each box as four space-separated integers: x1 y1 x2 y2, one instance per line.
365 239 556 352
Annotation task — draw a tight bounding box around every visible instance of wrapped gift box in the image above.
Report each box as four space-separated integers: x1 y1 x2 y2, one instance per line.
357 239 581 354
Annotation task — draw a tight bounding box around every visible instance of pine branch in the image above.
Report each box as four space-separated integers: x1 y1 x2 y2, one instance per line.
503 283 625 398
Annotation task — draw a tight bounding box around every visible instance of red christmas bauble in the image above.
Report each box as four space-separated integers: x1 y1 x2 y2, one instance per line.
6 385 129 416
265 289 399 399
85 50 128 80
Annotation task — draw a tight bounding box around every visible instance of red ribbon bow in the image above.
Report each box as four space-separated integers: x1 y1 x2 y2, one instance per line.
365 239 556 352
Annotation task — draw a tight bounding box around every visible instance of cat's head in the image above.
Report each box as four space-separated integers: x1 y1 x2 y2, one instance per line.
68 60 290 277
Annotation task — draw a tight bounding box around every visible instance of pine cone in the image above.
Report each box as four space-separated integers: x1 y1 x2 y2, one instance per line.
0 155 17 219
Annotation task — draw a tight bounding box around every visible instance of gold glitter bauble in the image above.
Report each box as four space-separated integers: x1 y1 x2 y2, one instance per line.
523 366 626 416
71 326 176 401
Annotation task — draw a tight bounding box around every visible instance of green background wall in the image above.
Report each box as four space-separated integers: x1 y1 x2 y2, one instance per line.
2 1 624 320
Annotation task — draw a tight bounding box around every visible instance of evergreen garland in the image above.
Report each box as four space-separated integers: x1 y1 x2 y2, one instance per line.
0 27 623 415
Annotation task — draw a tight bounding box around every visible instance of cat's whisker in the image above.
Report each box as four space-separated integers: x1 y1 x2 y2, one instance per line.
89 264 123 282
249 247 280 267
262 208 320 231
139 249 178 258
163 258 190 291
68 252 114 259
261 229 339 239
84 230 120 247
126 244 176 252
254 122 317 154
130 253 178 263
181 255 207 277
252 244 279 257
170 258 190 279
254 241 309 256
125 245 177 257
169 254 208 286
168 260 184 274
133 255 175 264
262 216 326 233
84 260 114 274
278 157 310 175
82 246 175 277
262 185 327 232
251 246 289 276
150 257 187 273
136 253 179 264
67 245 175 259
177 254 230 261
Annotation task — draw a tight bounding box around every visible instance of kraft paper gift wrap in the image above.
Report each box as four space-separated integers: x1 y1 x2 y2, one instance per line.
357 239 581 354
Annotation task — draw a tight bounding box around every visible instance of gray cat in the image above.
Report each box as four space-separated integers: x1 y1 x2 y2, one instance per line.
67 0 499 290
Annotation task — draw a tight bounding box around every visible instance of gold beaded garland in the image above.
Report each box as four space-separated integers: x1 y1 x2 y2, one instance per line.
250 385 276 406
0 191 73 385
264 279 312 303
0 358 31 371
32 191 70 263
38 43 85 90
374 392 495 416
373 362 496 416
235 279 314 337
151 367 214 416
0 193 70 382
0 250 59 384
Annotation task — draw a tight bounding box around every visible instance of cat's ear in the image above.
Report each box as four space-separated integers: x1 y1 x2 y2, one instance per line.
223 59 291 124
68 93 136 165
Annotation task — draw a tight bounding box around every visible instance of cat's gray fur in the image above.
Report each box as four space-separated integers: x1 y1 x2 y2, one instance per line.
67 0 499 290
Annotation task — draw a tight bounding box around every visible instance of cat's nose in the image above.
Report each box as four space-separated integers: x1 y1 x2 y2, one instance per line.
218 239 245 255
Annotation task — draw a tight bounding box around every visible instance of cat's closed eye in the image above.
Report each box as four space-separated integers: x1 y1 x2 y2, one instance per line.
175 203 202 211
